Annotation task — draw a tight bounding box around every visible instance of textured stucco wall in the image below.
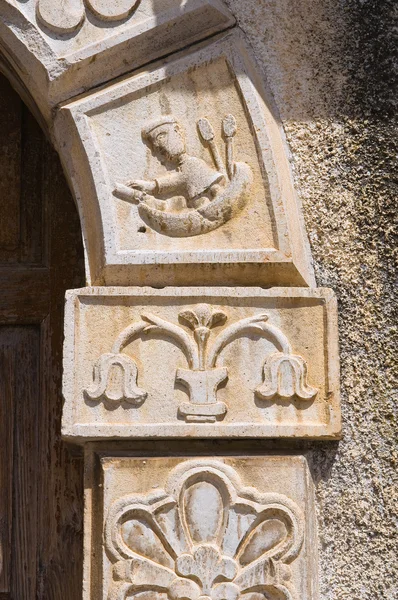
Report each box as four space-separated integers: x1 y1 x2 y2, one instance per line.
224 1 397 598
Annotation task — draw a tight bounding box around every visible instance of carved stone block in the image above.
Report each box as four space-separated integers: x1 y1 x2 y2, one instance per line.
0 0 234 117
62 287 340 441
84 451 319 600
55 31 314 287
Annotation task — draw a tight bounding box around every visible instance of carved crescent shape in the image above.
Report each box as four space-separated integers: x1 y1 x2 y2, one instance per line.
86 0 141 21
37 0 85 33
138 162 252 238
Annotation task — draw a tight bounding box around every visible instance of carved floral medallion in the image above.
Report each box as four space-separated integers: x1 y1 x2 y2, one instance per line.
105 461 304 600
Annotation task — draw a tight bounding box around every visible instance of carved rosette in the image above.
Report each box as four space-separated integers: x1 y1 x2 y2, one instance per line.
105 461 304 600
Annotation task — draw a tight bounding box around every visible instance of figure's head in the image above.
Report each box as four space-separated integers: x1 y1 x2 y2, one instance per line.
142 116 186 162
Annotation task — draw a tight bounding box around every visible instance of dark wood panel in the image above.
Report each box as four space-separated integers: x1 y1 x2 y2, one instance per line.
0 268 50 323
0 74 21 262
0 72 45 267
8 327 40 599
36 129 84 599
0 73 85 598
19 107 46 265
0 329 15 593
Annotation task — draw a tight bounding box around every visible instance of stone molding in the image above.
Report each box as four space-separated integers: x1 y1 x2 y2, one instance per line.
0 0 234 120
62 287 340 441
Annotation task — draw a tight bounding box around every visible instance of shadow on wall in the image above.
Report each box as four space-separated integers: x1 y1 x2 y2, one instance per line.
218 0 396 123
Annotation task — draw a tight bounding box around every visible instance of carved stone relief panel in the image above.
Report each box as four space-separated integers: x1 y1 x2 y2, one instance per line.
84 452 319 600
0 1 234 116
62 287 340 441
56 31 314 286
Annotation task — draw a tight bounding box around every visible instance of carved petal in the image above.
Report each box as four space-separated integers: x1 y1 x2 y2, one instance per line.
129 556 176 588
155 504 190 556
176 546 237 594
37 0 84 33
182 479 225 545
128 593 169 600
256 353 318 401
121 516 174 569
222 506 258 557
86 0 140 21
212 582 240 600
240 587 293 600
209 310 228 329
169 578 202 600
237 518 289 566
179 309 200 329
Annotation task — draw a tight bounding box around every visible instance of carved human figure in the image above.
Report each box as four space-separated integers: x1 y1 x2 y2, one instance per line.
127 116 226 209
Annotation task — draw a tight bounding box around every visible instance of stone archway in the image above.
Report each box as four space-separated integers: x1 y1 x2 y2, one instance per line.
0 3 343 599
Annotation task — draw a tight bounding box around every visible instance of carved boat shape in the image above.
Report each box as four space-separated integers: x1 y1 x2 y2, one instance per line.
138 162 252 237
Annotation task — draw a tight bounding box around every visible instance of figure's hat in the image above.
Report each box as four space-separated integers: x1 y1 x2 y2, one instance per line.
142 115 177 139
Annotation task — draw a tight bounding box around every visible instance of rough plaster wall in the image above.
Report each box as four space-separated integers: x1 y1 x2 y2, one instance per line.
224 1 397 598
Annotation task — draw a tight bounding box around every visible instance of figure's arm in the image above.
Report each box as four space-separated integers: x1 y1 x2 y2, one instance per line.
127 179 157 194
154 172 183 195
114 183 143 203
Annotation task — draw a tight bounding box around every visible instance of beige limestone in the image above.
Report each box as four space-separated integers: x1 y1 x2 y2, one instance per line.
55 30 314 287
0 1 234 121
84 451 319 600
62 287 340 441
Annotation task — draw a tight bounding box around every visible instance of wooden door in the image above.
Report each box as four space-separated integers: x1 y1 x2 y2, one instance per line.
0 73 85 599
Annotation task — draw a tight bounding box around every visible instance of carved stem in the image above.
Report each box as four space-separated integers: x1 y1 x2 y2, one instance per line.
111 321 149 354
141 312 200 369
193 327 211 371
207 316 292 368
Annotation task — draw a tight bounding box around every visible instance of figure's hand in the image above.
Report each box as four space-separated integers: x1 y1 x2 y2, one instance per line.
128 179 156 194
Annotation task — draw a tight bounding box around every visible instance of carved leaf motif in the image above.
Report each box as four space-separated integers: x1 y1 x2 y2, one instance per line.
37 0 85 33
86 0 140 21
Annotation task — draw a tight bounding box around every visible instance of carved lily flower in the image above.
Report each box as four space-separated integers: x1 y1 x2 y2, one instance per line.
179 304 227 370
256 352 318 401
84 353 147 405
179 304 227 331
105 461 303 600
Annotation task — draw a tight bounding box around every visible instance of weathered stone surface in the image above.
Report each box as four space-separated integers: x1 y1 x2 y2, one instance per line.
55 30 314 287
0 0 234 119
84 451 319 600
62 287 340 441
224 3 397 598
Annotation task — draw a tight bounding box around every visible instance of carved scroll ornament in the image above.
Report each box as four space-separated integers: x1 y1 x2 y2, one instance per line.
105 461 304 600
85 303 318 422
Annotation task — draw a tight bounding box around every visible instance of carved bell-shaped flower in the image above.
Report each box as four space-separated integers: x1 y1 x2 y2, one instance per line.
84 353 147 405
256 352 318 401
